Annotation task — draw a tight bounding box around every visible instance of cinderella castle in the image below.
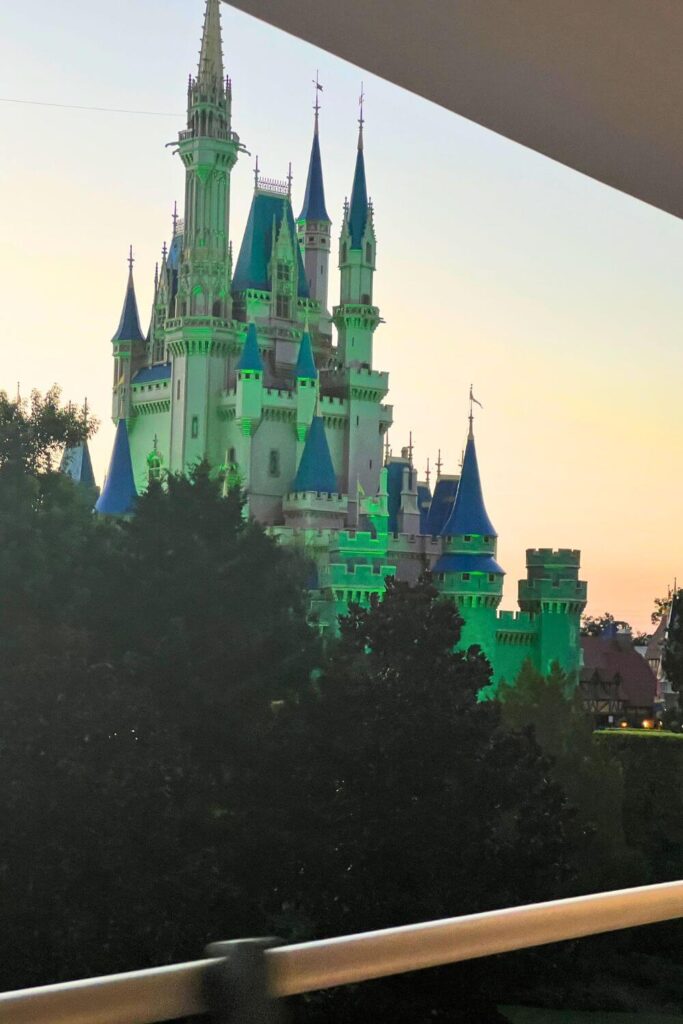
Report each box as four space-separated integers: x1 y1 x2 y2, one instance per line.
71 0 588 685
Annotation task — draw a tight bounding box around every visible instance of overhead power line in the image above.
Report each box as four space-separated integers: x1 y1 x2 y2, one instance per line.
0 96 180 117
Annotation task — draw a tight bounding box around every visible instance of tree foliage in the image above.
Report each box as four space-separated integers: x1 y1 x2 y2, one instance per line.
243 578 581 1022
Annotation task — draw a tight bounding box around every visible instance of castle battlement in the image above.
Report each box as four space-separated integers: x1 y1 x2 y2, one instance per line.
526 548 582 565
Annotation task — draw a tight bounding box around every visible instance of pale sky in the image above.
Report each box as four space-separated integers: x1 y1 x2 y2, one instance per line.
2 1 682 630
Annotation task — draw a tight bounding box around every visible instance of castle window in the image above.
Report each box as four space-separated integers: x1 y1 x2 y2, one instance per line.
462 573 470 581
268 449 280 477
341 243 347 262
484 535 491 543
308 235 315 243
488 574 495 582
361 293 371 304
366 242 372 263
276 294 291 319
191 415 199 439
212 300 221 317
276 262 291 282
176 379 182 400
464 535 471 542
228 446 236 464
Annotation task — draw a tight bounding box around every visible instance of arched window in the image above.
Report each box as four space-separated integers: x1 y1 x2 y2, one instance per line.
366 242 372 263
341 242 347 263
147 450 163 483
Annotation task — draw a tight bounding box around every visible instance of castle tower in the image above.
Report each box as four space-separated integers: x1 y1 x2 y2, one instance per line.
333 107 380 368
433 418 504 653
297 95 332 344
518 549 588 679
166 0 241 473
111 249 146 421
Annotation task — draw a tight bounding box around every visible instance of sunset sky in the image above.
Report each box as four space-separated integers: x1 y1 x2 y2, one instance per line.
2 1 682 630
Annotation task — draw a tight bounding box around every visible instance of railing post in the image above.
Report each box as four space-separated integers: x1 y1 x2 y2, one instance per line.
204 939 284 1024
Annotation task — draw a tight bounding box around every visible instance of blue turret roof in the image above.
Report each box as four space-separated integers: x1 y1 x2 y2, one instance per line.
441 434 497 537
423 475 459 536
295 330 318 379
432 553 505 576
292 416 337 493
386 457 409 533
237 322 264 372
233 192 310 297
59 440 96 489
298 126 330 222
348 142 369 249
95 420 138 516
132 362 172 385
112 270 145 343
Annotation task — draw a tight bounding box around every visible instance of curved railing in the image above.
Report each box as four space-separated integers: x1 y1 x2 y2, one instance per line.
1 880 682 1024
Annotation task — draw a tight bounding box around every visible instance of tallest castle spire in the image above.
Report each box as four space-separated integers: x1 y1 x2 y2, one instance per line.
197 0 224 90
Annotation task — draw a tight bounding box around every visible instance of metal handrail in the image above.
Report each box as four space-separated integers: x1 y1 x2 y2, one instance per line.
1 880 682 1024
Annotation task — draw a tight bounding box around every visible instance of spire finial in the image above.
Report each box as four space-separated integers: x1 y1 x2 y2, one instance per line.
161 240 168 262
16 382 21 404
425 456 431 488
408 430 414 467
127 245 134 274
468 385 483 440
254 154 260 190
154 261 159 291
436 449 442 479
313 70 322 131
172 200 179 237
197 0 224 89
83 397 89 426
358 82 365 149
287 161 293 198
384 430 390 465
153 433 159 453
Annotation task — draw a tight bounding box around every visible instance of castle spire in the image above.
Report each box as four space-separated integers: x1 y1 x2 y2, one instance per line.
440 419 496 538
298 87 330 222
197 0 224 90
95 420 138 516
348 89 369 248
112 249 145 343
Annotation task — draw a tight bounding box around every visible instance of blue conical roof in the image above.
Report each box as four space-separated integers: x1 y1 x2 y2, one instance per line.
441 434 497 537
60 440 96 489
295 330 318 379
237 322 264 372
95 420 137 515
292 416 337 493
112 271 145 343
348 143 368 249
298 126 330 222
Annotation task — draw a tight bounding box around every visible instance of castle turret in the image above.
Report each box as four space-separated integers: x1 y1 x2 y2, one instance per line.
333 108 380 368
111 248 146 420
518 548 587 679
95 419 138 516
167 0 241 473
295 328 318 461
433 418 504 651
297 94 332 342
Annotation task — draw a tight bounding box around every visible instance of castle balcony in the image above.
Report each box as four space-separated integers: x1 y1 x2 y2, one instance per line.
5 882 682 1022
177 127 240 145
